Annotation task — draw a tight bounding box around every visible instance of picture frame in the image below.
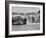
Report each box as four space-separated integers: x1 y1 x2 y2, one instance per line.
5 1 45 37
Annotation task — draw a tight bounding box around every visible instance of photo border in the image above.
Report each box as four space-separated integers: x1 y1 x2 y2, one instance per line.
5 1 45 37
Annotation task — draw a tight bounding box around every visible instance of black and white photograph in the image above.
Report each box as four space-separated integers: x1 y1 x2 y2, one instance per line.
5 1 45 37
12 6 40 31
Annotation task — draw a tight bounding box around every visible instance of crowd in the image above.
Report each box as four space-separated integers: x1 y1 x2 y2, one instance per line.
12 10 40 25
27 10 40 23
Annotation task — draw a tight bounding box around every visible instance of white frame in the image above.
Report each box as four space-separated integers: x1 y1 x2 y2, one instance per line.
9 4 43 35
